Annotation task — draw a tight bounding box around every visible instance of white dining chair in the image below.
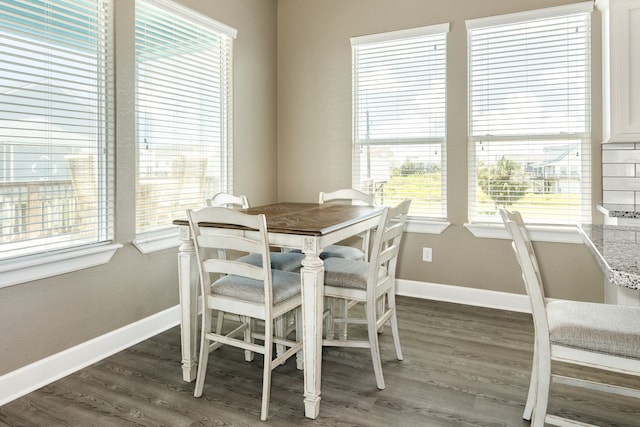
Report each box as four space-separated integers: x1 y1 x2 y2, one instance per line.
188 206 303 421
318 188 376 261
499 207 640 427
205 192 304 341
316 189 377 337
206 192 249 209
322 198 411 390
206 192 304 272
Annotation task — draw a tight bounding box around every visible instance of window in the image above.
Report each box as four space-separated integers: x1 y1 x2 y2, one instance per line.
467 2 593 225
0 0 114 262
135 0 236 236
352 24 449 220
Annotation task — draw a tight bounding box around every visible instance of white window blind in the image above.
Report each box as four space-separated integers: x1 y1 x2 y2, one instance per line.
135 0 236 235
352 24 449 220
0 0 114 261
467 2 592 225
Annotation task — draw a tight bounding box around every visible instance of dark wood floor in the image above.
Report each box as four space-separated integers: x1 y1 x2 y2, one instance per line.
1 297 639 426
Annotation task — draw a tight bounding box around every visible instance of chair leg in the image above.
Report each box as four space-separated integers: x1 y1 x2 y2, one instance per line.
523 340 538 421
260 321 274 421
365 302 385 390
194 310 211 397
242 316 255 362
376 297 386 334
531 342 551 427
324 297 334 340
215 310 225 335
295 308 304 370
386 291 403 360
336 298 348 340
274 314 286 360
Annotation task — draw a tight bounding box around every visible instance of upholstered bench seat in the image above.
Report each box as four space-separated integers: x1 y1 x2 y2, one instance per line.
547 300 640 359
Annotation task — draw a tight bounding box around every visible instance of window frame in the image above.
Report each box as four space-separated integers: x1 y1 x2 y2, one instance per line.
0 0 121 287
351 23 450 229
465 1 594 232
132 0 237 252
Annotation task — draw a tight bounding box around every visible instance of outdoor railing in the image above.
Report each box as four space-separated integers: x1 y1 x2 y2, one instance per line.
0 180 76 243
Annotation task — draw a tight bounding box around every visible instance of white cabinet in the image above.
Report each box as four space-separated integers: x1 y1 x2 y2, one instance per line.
597 0 640 142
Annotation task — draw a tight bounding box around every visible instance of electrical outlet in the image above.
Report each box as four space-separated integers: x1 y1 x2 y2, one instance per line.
422 247 432 262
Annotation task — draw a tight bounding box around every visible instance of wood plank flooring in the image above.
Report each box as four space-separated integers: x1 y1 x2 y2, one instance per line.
1 297 638 426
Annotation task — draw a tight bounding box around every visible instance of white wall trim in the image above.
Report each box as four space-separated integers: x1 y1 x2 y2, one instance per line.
406 219 450 234
0 305 180 407
464 222 584 244
132 230 180 254
351 22 450 45
0 282 530 408
0 243 123 289
397 278 532 313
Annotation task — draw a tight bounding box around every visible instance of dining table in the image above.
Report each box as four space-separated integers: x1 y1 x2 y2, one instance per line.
173 201 384 419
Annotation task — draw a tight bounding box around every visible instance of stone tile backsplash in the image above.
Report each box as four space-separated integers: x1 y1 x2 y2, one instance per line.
602 143 640 205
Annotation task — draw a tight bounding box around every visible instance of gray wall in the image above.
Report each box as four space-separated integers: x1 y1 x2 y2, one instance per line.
276 0 605 301
0 0 278 376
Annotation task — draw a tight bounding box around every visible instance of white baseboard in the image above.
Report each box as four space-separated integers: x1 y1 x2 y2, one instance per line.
0 304 180 407
0 281 528 408
397 279 532 314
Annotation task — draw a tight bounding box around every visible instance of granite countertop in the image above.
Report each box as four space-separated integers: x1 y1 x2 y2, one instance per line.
597 204 640 218
578 224 640 290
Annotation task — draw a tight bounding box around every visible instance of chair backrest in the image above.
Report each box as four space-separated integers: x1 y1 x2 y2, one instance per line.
206 192 249 209
205 193 250 260
187 206 274 312
499 208 549 335
368 199 411 298
320 188 376 258
319 188 375 206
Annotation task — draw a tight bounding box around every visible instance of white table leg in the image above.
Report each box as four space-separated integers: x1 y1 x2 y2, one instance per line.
178 225 198 382
301 238 324 419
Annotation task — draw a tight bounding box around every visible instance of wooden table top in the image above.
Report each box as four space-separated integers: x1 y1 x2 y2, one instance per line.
174 202 383 236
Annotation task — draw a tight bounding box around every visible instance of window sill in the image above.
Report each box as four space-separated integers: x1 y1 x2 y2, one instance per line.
133 229 180 254
406 219 451 234
464 222 583 244
0 243 122 289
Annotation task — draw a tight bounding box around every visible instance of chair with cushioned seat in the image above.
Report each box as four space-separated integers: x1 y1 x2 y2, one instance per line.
290 188 375 259
205 192 304 339
322 198 411 390
188 206 303 421
206 192 304 272
318 188 376 261
500 207 640 427
316 189 377 339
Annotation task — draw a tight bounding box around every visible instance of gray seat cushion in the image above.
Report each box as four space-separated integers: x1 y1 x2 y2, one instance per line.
547 300 640 359
323 257 386 290
290 245 365 260
212 270 301 304
320 244 365 260
237 252 305 272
